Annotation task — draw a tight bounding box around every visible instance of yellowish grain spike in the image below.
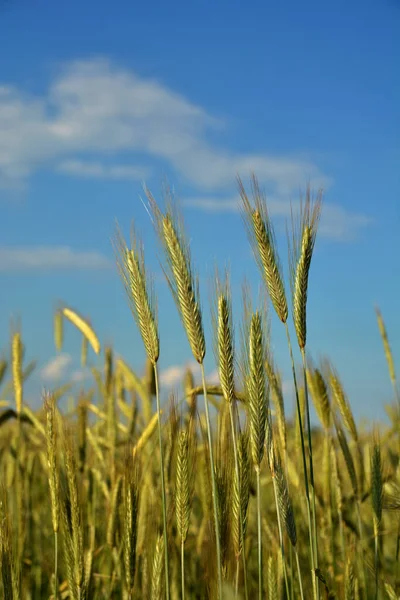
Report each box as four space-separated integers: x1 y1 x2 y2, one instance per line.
12 331 23 415
54 309 63 352
62 307 100 354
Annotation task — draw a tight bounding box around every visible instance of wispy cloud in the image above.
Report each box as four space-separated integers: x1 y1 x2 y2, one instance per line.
0 246 111 271
207 368 220 385
159 361 200 388
70 367 91 384
57 159 149 180
184 195 372 240
159 361 220 389
40 353 72 382
0 57 327 193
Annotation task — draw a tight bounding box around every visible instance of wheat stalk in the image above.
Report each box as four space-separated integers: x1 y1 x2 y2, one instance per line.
44 393 60 599
371 435 383 600
247 310 268 600
146 186 222 598
114 223 170 598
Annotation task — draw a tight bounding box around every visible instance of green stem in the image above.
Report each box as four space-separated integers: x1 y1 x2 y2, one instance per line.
181 539 185 600
356 500 367 595
235 559 240 598
374 519 379 600
54 531 58 599
272 475 290 600
256 466 263 600
284 323 317 600
301 348 319 585
154 365 170 600
200 363 223 599
295 548 305 600
290 543 294 600
229 401 248 600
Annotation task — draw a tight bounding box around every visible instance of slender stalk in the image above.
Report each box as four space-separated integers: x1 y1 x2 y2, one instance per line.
284 322 317 600
54 531 58 599
256 466 262 600
154 365 170 600
229 402 248 600
301 348 319 581
295 549 305 600
356 500 367 594
181 539 185 600
272 475 290 600
290 543 294 600
200 364 223 599
374 529 379 600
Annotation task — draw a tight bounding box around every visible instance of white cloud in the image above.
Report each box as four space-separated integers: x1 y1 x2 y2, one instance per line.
207 369 220 384
0 57 328 193
318 203 373 241
70 367 91 383
41 353 72 382
0 246 111 271
159 361 200 388
183 195 372 240
159 362 221 389
57 159 149 180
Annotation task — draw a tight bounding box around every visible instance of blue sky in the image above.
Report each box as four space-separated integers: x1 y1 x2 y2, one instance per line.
0 0 399 423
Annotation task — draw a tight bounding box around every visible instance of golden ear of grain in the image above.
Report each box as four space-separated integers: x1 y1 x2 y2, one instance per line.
267 555 278 600
370 437 383 525
114 226 160 365
232 431 251 558
54 309 64 352
0 491 20 599
132 412 160 458
116 358 152 424
265 355 286 454
329 368 358 442
292 226 311 349
151 534 165 600
106 475 123 548
12 331 23 415
161 214 205 364
307 366 331 430
289 187 322 350
384 583 398 600
63 428 84 591
44 393 60 534
375 307 397 391
273 450 297 547
335 420 358 498
239 174 288 324
217 294 235 404
176 430 191 543
123 459 139 594
62 308 101 355
345 558 355 600
248 312 268 468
